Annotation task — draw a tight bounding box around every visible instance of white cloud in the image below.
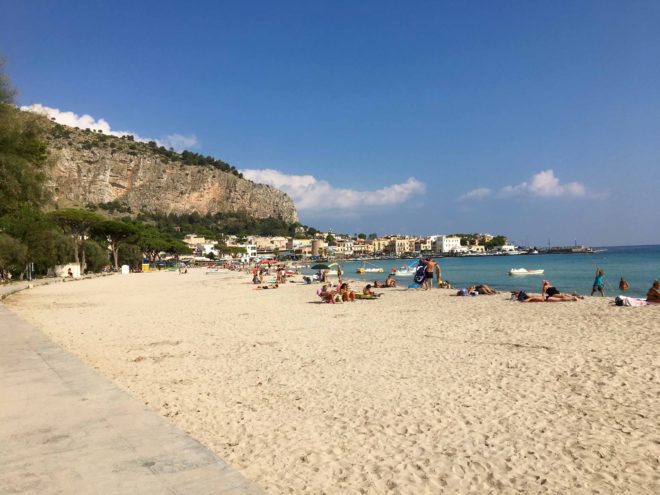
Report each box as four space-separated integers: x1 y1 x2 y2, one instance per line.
459 169 592 201
458 187 492 201
159 133 199 150
499 170 586 198
241 168 426 212
20 103 198 151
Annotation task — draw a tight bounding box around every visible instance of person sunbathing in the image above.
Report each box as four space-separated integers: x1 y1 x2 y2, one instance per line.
541 280 579 301
385 274 397 287
339 283 356 302
256 283 279 290
518 292 547 302
362 284 382 298
475 284 498 295
317 284 337 303
647 281 660 302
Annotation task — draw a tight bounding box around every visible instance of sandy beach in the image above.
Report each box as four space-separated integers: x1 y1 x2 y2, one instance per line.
5 269 659 494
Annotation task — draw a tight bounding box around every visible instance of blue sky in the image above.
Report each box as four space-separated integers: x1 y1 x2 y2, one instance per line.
2 0 659 246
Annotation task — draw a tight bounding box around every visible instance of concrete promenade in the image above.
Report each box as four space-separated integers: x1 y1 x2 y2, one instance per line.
0 299 263 494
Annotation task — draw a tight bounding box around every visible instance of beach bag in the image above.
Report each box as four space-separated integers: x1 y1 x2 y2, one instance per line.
414 265 426 284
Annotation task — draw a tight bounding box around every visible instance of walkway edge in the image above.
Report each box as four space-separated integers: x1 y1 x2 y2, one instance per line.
0 304 263 495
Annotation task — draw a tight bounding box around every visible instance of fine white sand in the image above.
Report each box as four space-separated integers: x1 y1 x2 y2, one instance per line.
6 269 659 494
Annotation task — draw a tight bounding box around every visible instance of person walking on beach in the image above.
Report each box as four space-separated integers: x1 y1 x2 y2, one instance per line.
619 277 629 292
591 269 605 297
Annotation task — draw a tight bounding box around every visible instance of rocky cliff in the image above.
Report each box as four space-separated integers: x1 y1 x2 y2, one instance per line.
41 122 298 223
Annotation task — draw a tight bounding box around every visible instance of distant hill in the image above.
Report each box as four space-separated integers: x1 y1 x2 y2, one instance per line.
33 112 298 223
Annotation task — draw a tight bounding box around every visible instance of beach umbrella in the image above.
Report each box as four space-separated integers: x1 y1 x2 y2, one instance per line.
311 263 330 270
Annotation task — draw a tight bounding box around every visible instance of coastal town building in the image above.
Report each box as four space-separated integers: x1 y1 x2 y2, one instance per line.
368 238 389 254
493 243 518 253
386 237 416 256
433 235 463 253
416 239 432 252
253 236 288 251
183 234 207 246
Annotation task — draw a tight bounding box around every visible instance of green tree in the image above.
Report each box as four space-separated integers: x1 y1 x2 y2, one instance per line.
0 102 49 215
118 243 143 269
92 220 136 270
485 236 507 249
131 223 191 259
325 234 335 244
1 205 70 276
0 58 16 104
83 239 109 273
0 233 27 280
48 209 104 272
357 233 367 240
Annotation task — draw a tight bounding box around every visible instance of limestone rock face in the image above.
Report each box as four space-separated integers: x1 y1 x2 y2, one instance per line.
45 145 298 222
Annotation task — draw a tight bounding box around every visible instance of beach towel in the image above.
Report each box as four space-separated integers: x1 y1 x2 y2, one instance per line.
355 293 380 300
414 264 426 285
616 296 656 307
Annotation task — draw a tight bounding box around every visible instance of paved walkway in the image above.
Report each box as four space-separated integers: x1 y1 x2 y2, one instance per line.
0 302 263 494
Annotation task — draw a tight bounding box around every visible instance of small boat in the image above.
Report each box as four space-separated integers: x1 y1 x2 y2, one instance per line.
391 263 416 276
508 268 544 276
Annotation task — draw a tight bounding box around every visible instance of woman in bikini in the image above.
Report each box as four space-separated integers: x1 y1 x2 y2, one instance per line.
542 280 578 301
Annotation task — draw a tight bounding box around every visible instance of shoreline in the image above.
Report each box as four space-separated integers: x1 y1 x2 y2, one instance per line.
5 269 658 493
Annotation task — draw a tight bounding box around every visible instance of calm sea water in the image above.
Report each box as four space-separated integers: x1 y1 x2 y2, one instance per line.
310 245 660 298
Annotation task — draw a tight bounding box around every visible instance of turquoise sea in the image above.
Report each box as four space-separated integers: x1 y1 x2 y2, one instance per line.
312 245 660 298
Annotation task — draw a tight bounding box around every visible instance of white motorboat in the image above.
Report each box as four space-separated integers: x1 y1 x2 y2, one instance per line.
508 268 544 276
391 264 415 276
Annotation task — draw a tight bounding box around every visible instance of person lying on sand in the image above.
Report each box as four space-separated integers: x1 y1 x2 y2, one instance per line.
647 281 660 303
475 284 498 295
542 280 580 301
256 283 279 290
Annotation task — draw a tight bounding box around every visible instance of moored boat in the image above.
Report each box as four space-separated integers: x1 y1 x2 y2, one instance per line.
391 262 416 276
508 268 544 276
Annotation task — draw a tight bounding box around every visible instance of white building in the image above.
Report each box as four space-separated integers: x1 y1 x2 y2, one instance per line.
494 244 517 253
433 235 463 253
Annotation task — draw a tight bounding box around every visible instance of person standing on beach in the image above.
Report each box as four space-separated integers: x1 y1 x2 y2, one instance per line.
434 261 442 288
591 269 605 297
419 256 436 290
